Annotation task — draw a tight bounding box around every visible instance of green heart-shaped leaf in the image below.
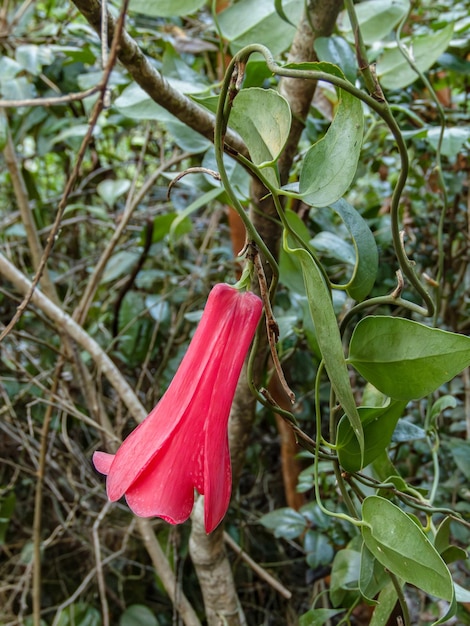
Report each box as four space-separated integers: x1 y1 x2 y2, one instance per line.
348 316 470 400
337 400 407 472
362 496 454 601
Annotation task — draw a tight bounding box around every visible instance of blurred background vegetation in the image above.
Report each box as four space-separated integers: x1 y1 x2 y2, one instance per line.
0 0 469 624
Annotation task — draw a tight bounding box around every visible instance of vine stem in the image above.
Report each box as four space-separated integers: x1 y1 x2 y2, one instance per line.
390 573 411 626
213 53 280 283
313 362 363 527
222 43 435 318
395 10 448 325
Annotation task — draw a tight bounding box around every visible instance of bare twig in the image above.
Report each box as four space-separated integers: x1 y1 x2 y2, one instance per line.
0 252 202 626
223 532 292 600
1 114 57 299
0 85 103 108
32 360 64 626
70 0 248 157
0 0 127 343
167 167 221 199
92 501 113 626
74 149 190 325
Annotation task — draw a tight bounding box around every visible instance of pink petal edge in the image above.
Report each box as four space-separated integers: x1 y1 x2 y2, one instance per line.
93 451 115 475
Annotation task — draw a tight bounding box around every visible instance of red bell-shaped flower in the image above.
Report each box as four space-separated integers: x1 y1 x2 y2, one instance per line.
93 283 262 533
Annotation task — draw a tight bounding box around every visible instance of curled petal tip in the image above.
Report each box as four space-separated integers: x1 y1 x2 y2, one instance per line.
93 284 263 528
93 451 115 475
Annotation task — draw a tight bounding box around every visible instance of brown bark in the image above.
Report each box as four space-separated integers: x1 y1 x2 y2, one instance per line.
189 501 246 626
278 0 344 184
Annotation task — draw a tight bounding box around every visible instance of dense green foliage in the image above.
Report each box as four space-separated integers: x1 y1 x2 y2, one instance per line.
0 0 469 625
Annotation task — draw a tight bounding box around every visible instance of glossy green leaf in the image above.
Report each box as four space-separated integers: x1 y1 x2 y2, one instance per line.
426 126 470 158
117 292 153 366
348 316 470 400
359 543 389 604
149 213 179 243
444 439 470 480
371 451 399 483
283 226 364 460
279 209 312 294
299 608 344 626
259 507 307 539
362 383 387 408
129 0 206 17
330 548 361 607
145 297 170 323
429 394 457 428
230 87 291 186
169 188 222 242
115 84 210 153
304 530 334 569
1 76 36 100
376 474 428 501
311 232 355 265
165 119 211 153
202 147 250 200
298 67 363 208
274 0 295 26
337 400 407 472
15 44 54 75
329 199 378 301
96 179 131 207
217 0 303 56
101 250 141 284
115 83 206 122
362 496 454 601
0 55 23 80
56 603 101 626
392 419 425 442
120 604 158 626
377 22 454 90
51 124 100 147
455 582 470 603
314 36 357 84
49 44 96 65
340 0 410 45
369 582 399 626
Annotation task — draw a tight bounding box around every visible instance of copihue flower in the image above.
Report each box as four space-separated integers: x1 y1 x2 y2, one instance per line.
93 283 263 533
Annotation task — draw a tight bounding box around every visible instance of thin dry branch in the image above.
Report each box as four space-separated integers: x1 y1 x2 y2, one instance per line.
0 252 201 626
0 3 125 342
2 116 57 300
74 148 190 325
223 532 292 600
0 86 103 108
69 0 248 158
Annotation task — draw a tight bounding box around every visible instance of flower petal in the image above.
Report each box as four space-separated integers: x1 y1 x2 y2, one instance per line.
203 434 231 533
104 284 255 502
93 451 115 475
202 289 263 532
94 284 263 530
124 437 199 523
